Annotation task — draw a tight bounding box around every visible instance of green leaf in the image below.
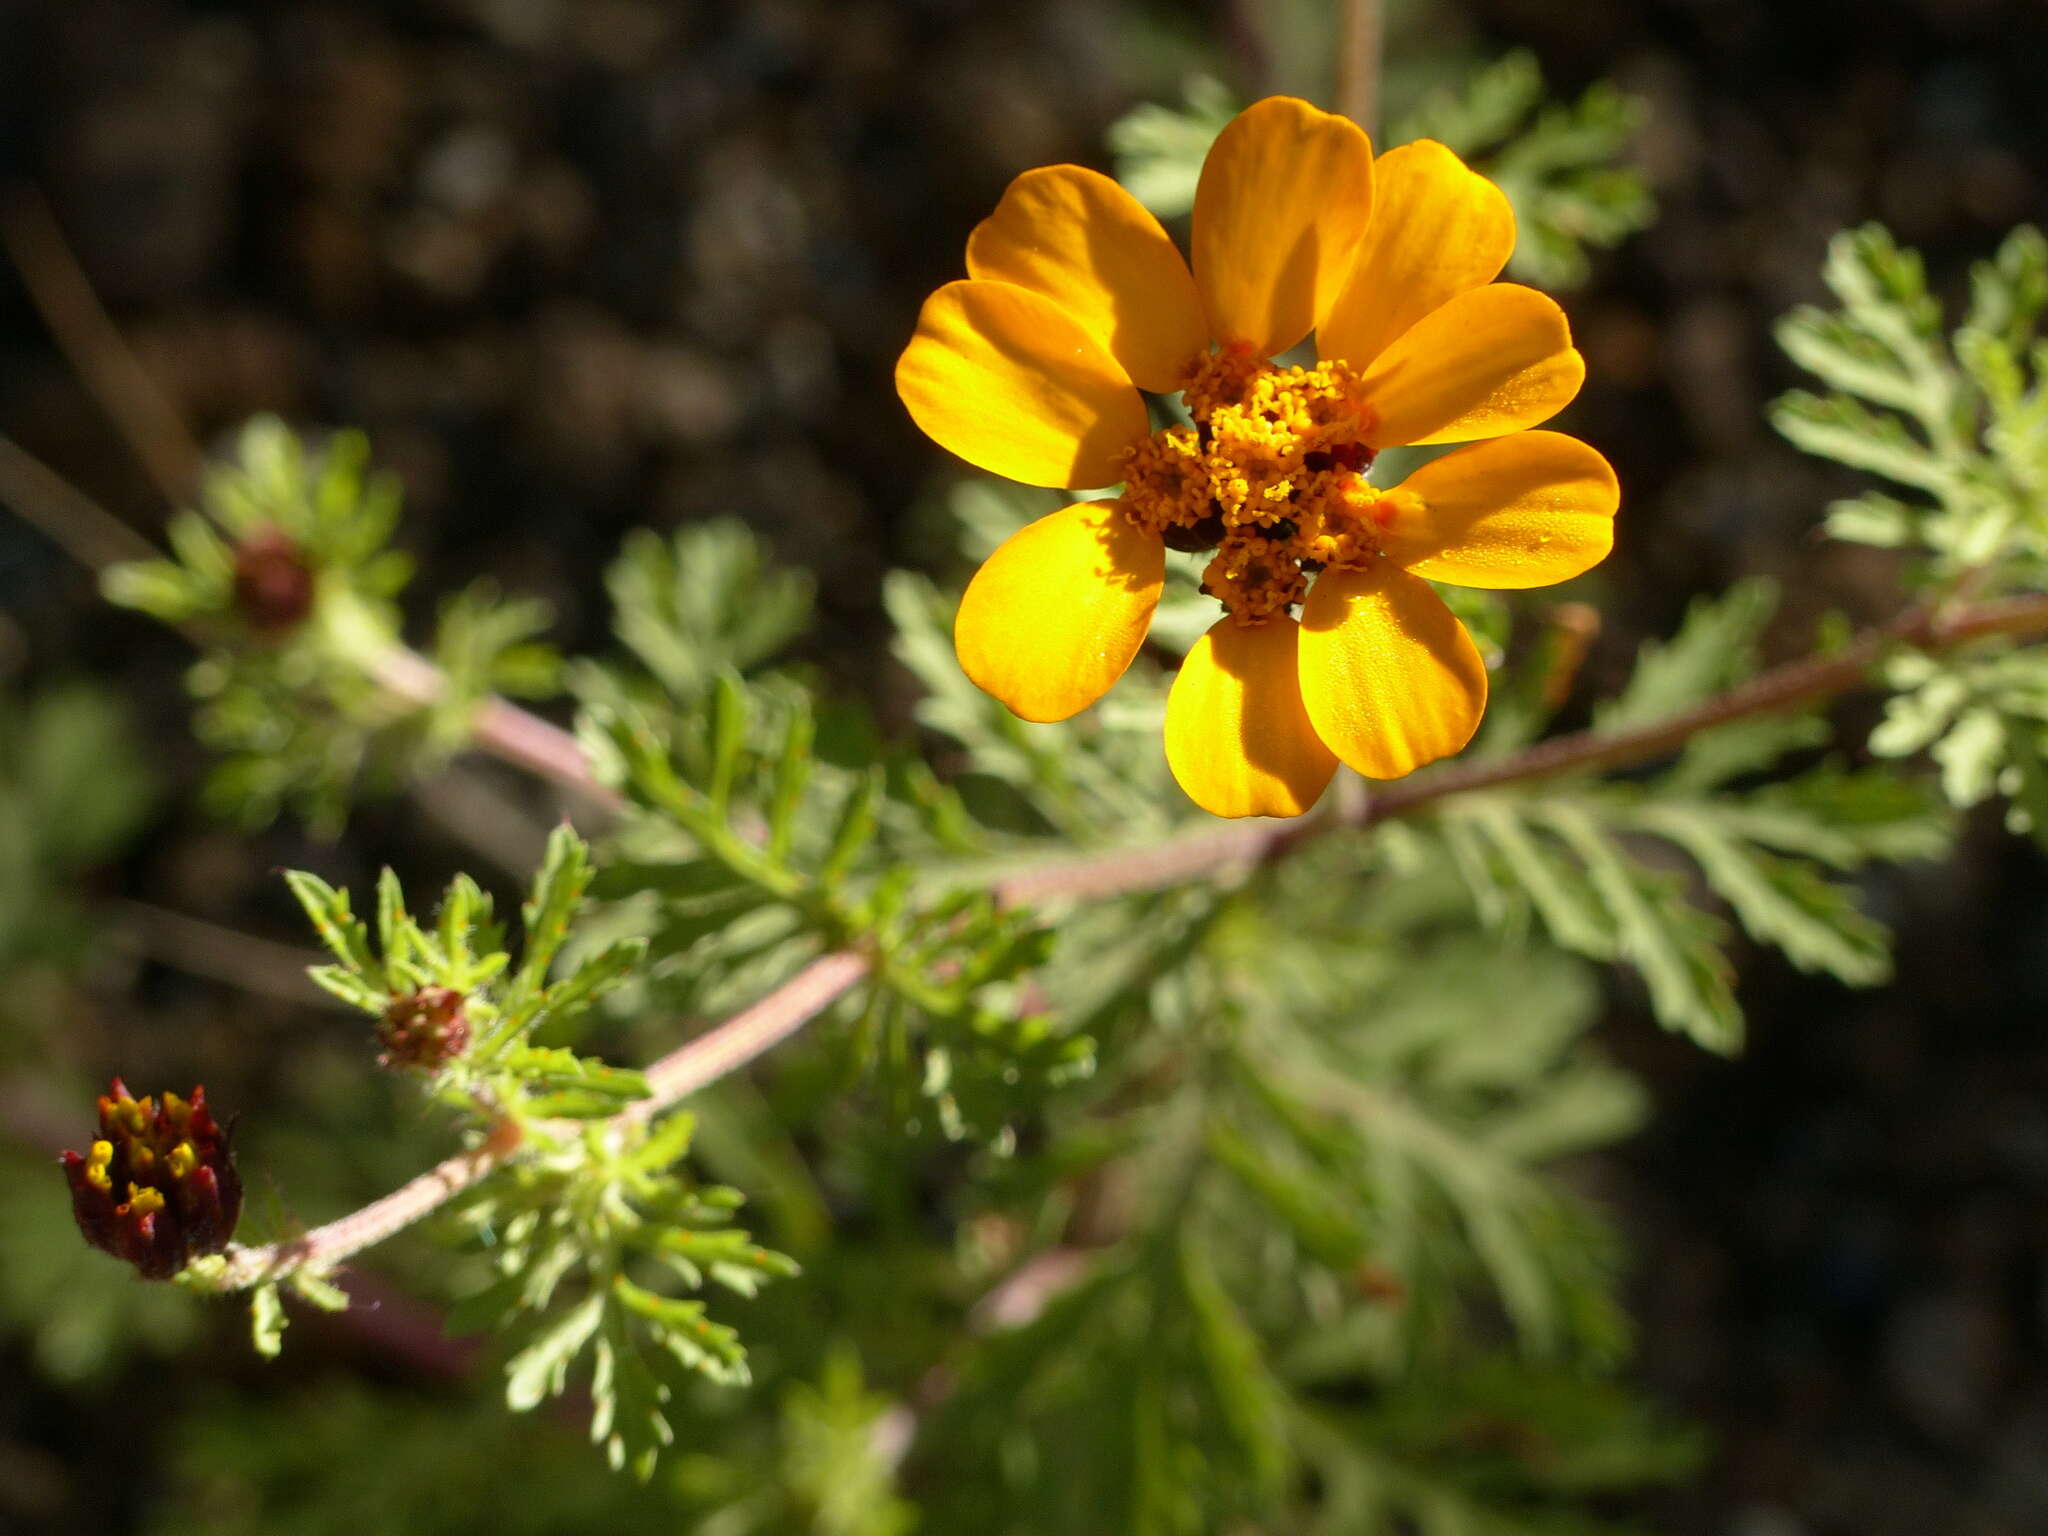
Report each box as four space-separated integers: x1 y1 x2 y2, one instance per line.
706 672 748 816
1770 390 1955 494
516 825 591 996
305 964 389 1015
607 521 814 700
1933 704 2008 807
1595 578 1778 733
820 766 883 887
1634 806 1891 985
250 1284 287 1359
289 1270 352 1313
100 557 209 623
1460 799 1617 960
767 702 816 861
1107 74 1238 218
503 1046 650 1116
1538 804 1742 1053
1825 490 1921 548
505 1291 606 1411
591 1314 672 1480
1963 224 2048 348
375 866 408 961
614 1276 748 1384
1178 1234 1289 1498
283 870 379 979
1664 712 1830 795
536 938 647 1029
1205 1119 1366 1271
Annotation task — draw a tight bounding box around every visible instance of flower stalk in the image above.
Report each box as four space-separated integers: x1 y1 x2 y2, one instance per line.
182 584 2048 1293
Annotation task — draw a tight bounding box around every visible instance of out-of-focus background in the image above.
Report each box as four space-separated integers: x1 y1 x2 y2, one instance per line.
3 2 2048 1532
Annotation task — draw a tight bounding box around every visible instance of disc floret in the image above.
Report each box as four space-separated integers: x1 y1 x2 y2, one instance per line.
1119 349 1387 623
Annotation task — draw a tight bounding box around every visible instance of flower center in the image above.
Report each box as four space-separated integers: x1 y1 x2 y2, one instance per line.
1119 348 1395 624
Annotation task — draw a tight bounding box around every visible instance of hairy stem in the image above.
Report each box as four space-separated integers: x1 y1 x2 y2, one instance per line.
363 644 619 811
210 950 872 1287
1362 592 2048 824
205 588 2048 1288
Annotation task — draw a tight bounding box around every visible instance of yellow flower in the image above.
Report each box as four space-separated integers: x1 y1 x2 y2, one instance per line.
897 96 1618 818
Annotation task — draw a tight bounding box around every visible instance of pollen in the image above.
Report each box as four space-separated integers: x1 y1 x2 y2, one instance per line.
1119 350 1384 623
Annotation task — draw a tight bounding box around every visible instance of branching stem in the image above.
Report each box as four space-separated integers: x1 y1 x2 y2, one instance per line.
13 424 2048 1287
205 588 2048 1289
210 949 872 1288
362 644 620 811
20 159 2043 1307
1361 592 2048 824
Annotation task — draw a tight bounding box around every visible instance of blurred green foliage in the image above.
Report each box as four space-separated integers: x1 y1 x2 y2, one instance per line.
1777 224 2048 842
102 418 558 832
1109 51 1655 289
17 31 2048 1536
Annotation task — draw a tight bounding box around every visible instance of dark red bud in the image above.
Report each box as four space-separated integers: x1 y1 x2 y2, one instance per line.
231 525 317 637
61 1080 242 1280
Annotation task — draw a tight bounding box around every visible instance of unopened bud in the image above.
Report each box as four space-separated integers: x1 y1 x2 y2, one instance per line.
231 525 317 636
61 1080 242 1280
378 986 470 1070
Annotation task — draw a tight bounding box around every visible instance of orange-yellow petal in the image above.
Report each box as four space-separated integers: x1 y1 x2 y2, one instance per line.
1358 284 1583 448
897 280 1150 489
1191 97 1375 359
955 500 1164 723
966 166 1208 395
1318 139 1516 369
1379 432 1618 589
1165 616 1337 818
1299 564 1487 779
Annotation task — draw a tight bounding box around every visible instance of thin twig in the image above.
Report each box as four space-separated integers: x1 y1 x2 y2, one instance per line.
19 420 2048 1286
8 208 2045 1304
0 432 618 813
630 949 872 1115
212 1140 499 1290
115 901 348 1010
363 644 619 811
212 950 872 1287
1 185 204 503
0 434 160 569
1334 0 1385 135
0 192 614 813
1361 593 2048 825
203 586 2048 1288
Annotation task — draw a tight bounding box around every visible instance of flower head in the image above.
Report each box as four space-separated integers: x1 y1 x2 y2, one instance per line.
897 97 1618 817
378 985 471 1071
61 1079 243 1279
231 524 317 637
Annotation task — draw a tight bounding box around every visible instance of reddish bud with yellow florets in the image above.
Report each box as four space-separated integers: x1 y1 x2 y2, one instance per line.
61 1080 242 1280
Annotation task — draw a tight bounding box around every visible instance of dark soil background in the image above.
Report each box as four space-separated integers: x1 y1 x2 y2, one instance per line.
4 1 2048 1532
